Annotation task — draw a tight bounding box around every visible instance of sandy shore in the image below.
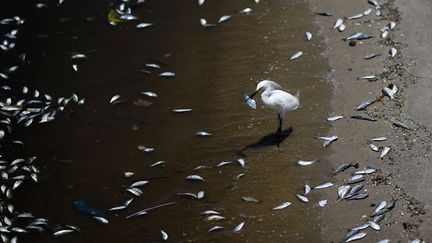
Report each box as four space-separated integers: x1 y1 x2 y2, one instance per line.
308 0 432 241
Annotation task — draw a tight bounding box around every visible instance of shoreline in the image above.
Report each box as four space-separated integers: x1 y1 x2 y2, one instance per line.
309 0 432 241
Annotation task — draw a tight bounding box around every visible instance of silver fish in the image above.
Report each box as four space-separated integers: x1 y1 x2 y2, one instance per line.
239 8 252 14
53 229 75 237
377 240 390 243
196 130 212 136
338 185 351 199
356 100 375 110
150 161 166 167
297 160 316 166
359 75 378 81
369 144 379 152
334 163 351 175
389 47 397 57
173 108 193 113
393 121 409 129
236 158 246 167
327 115 343 121
242 196 260 203
389 21 396 30
244 95 257 109
186 175 205 182
347 193 368 200
348 13 363 20
305 32 312 41
363 8 372 15
380 146 390 159
374 201 387 213
136 22 154 29
289 51 303 61
197 0 205 5
218 15 231 24
371 136 387 141
206 215 225 221
334 19 343 29
93 216 109 224
141 91 157 97
71 53 87 59
145 64 160 69
314 182 334 189
364 53 380 60
160 230 168 241
354 167 376 175
369 221 380 231
208 226 224 232
200 210 220 216
158 72 175 77
216 161 232 167
304 184 311 195
272 202 292 210
351 114 377 122
110 95 121 104
338 24 346 32
296 194 309 203
347 175 364 184
127 187 143 196
233 222 245 232
131 180 149 187
381 31 389 39
72 64 78 72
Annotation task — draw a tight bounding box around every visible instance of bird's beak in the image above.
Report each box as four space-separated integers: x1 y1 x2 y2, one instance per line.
248 87 262 99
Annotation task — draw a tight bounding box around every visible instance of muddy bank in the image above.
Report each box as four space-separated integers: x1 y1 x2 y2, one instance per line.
309 0 432 241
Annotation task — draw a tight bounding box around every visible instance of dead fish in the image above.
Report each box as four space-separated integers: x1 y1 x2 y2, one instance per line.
338 185 351 199
354 168 376 175
304 184 311 195
356 100 375 110
381 30 389 39
199 18 216 28
314 182 334 189
178 191 204 200
327 115 343 121
377 240 390 243
160 230 168 241
145 64 160 69
233 222 245 232
127 187 143 196
338 24 346 32
389 21 397 30
368 0 379 7
347 193 368 200
72 64 78 72
380 146 390 159
93 216 109 224
206 215 225 221
236 158 246 167
316 12 332 16
364 53 380 60
158 72 175 77
71 53 87 59
208 226 224 232
363 8 372 15
138 145 154 153
297 160 316 166
359 75 379 81
289 51 303 61
347 174 364 184
317 135 338 147
141 91 158 97
197 0 205 5
245 95 257 109
348 13 363 20
242 196 260 203
296 194 309 203
239 8 252 14
393 121 409 129
110 95 121 104
186 175 204 182
194 165 211 171
201 210 220 216
218 15 231 24
150 161 166 168
272 202 292 210
334 163 351 175
136 22 154 29
173 108 193 113
334 19 343 29
368 221 381 231
374 201 387 213
376 9 382 16
345 32 372 41
216 161 232 167
389 47 397 57
305 32 312 41
53 229 75 237
196 131 212 136
372 136 387 141
124 172 134 177
369 144 379 152
382 83 398 100
351 114 377 122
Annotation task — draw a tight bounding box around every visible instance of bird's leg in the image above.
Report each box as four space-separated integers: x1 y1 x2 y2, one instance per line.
276 114 282 147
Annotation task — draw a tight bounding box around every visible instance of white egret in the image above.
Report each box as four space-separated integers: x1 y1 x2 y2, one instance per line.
246 80 300 147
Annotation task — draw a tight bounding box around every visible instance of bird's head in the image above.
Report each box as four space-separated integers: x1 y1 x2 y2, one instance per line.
249 80 281 98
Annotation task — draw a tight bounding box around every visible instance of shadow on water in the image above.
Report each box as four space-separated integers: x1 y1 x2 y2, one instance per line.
236 127 293 155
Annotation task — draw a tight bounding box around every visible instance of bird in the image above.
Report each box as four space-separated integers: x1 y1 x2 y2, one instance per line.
246 80 300 147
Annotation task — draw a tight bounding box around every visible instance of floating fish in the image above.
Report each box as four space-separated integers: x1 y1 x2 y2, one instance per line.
216 161 232 167
150 161 166 168
196 131 212 136
72 64 78 72
327 115 343 121
160 230 168 241
71 53 87 59
351 114 377 122
110 95 121 104
241 196 260 203
138 145 154 153
233 222 245 232
236 158 246 167
305 32 312 41
218 15 231 24
208 226 224 232
141 91 158 97
93 216 109 224
201 210 220 216
124 172 134 177
297 160 316 166
272 201 292 210
173 108 193 113
159 72 175 77
145 64 160 69
239 8 252 14
136 22 154 29
289 51 303 61
127 187 143 196
186 175 204 182
197 0 205 5
206 215 225 221
53 229 75 237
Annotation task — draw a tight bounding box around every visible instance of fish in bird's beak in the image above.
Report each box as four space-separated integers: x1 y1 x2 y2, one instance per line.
244 87 262 109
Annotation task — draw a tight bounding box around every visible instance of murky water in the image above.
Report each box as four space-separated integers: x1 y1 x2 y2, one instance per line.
3 0 333 242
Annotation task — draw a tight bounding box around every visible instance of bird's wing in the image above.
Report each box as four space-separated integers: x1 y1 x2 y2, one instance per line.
268 90 300 112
